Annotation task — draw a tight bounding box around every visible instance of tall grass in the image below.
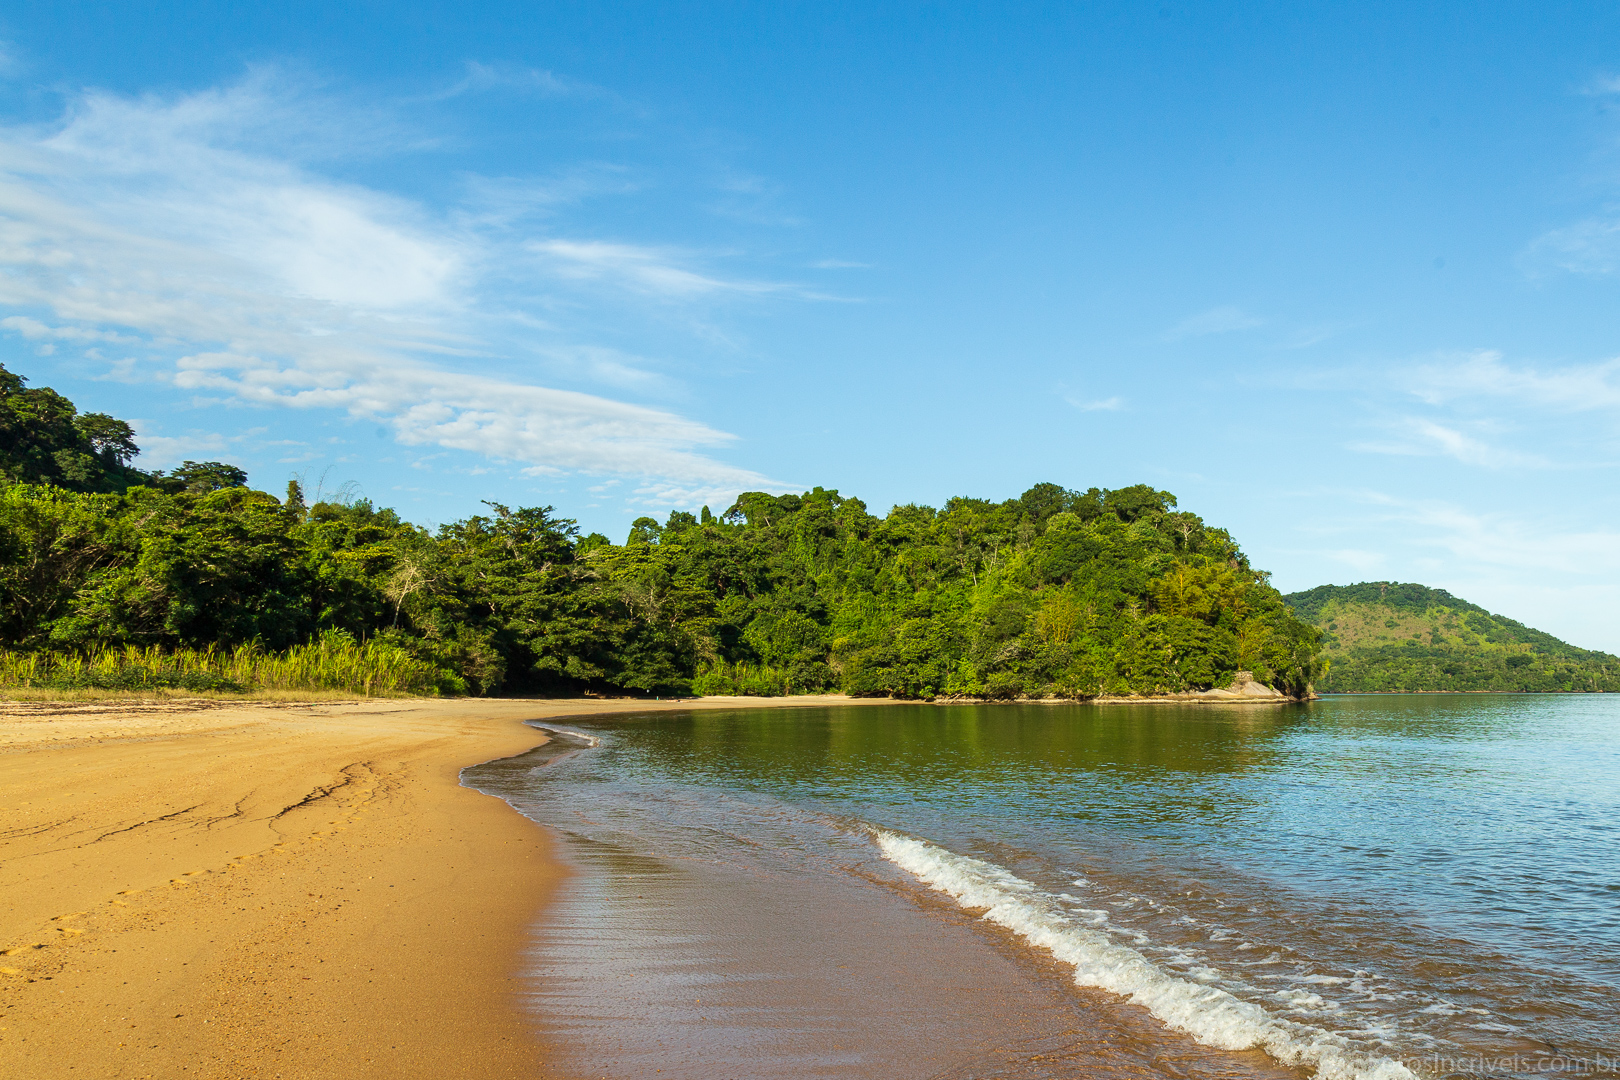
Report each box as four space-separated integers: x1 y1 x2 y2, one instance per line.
0 635 459 696
690 661 791 697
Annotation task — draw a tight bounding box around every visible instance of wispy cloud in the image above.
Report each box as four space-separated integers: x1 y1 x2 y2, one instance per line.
431 60 617 105
167 350 752 481
1522 214 1620 276
530 239 789 299
1281 323 1348 349
1351 416 1547 469
1067 394 1125 412
1162 305 1264 341
1581 74 1620 96
0 70 792 503
1361 491 1620 576
457 166 640 227
704 170 805 227
1408 350 1620 411
127 422 295 468
1521 81 1620 276
2 315 137 344
128 423 231 467
537 345 672 392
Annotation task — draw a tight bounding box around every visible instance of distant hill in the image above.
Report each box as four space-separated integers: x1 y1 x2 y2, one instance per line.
1283 582 1620 693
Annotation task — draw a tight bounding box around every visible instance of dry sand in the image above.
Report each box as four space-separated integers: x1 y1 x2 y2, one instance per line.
0 694 855 1079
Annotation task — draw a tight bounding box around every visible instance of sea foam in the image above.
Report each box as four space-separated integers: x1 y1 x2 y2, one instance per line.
532 724 602 747
874 830 1420 1080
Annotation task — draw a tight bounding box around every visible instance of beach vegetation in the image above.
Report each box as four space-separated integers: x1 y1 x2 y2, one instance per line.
0 633 457 696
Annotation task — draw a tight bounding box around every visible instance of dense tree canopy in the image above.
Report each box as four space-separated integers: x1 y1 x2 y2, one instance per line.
0 362 146 492
1285 583 1620 692
0 363 255 497
0 367 1324 697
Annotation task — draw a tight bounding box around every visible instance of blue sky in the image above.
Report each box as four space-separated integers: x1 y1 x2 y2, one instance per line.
4 3 1620 649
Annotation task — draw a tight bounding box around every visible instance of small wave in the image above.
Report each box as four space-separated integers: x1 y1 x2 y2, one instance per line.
529 723 603 747
874 830 1420 1080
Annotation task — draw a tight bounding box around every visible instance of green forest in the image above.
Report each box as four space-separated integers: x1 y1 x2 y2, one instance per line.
1284 582 1620 692
0 363 1323 698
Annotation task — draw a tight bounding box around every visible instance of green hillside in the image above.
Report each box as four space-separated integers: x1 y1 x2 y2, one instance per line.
1283 582 1620 693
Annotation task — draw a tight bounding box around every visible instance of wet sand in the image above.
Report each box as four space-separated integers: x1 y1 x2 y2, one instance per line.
472 717 1305 1080
0 694 858 1079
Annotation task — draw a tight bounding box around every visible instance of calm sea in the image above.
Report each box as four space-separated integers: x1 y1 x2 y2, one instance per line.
464 696 1620 1080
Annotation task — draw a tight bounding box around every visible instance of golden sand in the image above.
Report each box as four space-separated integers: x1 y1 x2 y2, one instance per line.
0 695 855 1079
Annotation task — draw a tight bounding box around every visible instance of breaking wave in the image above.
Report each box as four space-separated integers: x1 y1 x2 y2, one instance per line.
874 830 1420 1080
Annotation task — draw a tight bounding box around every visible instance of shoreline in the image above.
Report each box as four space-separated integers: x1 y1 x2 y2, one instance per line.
0 693 871 1078
461 698 1314 1080
924 693 1311 704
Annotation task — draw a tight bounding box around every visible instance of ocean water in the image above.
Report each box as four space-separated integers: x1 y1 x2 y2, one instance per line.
463 696 1620 1080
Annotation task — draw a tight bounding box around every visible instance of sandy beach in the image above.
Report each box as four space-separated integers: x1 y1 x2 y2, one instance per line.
0 694 855 1079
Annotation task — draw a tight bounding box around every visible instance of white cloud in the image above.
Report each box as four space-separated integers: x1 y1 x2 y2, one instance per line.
1162 305 1264 341
1409 350 1620 411
530 238 788 299
539 345 671 392
1290 487 1620 650
29 82 465 311
97 357 140 382
457 167 639 227
631 478 780 510
1522 214 1620 276
433 61 610 104
1067 394 1125 412
1281 323 1347 349
1 315 134 343
1405 420 1534 467
0 72 785 498
1351 416 1546 468
128 423 230 468
1362 491 1620 576
164 348 754 483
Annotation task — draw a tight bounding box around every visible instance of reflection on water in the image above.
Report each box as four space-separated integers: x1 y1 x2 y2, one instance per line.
465 696 1620 1080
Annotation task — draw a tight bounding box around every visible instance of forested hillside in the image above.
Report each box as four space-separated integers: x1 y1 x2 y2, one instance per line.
1284 582 1620 692
0 363 1322 698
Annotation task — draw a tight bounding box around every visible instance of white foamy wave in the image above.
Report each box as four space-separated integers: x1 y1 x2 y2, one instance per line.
874 831 1421 1080
531 724 603 747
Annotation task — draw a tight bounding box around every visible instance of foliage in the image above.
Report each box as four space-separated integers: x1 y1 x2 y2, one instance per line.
1283 582 1620 692
690 662 793 697
0 634 456 695
0 362 147 492
0 367 1322 698
0 363 248 496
